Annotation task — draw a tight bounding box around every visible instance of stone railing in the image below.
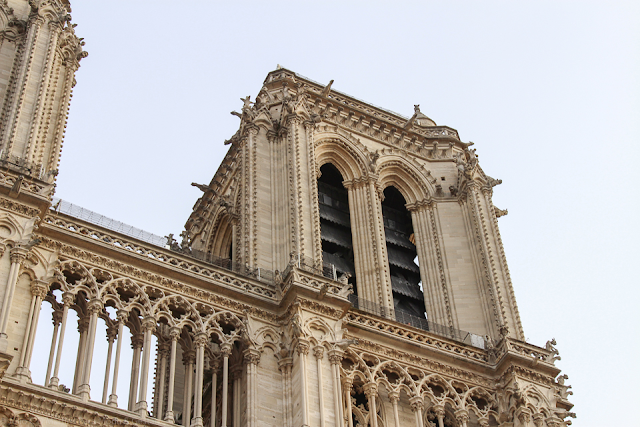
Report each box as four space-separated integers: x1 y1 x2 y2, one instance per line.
345 310 489 364
42 213 278 300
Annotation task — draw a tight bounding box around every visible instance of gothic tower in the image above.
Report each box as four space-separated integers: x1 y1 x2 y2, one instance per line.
0 2 574 427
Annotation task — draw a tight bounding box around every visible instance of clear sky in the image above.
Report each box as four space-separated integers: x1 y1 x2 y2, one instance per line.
40 1 640 424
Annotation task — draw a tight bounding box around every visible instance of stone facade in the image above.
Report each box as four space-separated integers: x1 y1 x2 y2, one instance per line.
0 1 574 427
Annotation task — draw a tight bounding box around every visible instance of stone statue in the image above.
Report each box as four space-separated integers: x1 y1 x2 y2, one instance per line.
545 338 561 363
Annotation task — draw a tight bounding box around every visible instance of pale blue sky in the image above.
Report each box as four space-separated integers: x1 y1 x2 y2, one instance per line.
35 1 640 424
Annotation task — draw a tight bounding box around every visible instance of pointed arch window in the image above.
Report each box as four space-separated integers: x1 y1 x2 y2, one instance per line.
381 186 427 326
317 163 357 291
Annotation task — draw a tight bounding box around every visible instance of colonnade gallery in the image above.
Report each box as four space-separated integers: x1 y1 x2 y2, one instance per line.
0 1 574 427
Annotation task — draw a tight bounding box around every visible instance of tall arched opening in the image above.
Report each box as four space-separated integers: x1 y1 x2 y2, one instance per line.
381 186 427 326
318 163 357 291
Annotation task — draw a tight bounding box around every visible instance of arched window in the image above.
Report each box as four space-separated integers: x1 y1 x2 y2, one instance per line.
318 163 357 291
381 186 427 325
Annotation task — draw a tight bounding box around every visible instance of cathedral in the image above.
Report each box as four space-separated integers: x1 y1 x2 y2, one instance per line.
0 1 575 427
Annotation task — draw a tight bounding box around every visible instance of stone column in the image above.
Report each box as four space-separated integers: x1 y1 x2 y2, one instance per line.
342 377 354 427
278 356 293 427
101 324 118 403
0 246 27 352
388 391 400 427
15 279 48 381
363 383 378 427
220 343 232 427
434 405 446 427
409 396 424 427
192 333 208 427
182 350 195 427
328 349 344 427
155 341 170 419
244 348 260 427
78 299 103 401
408 201 454 327
107 309 128 407
314 346 326 427
296 340 310 427
209 358 219 427
128 332 144 410
49 292 74 389
45 308 63 386
231 367 241 427
137 317 157 416
72 314 89 394
164 327 181 422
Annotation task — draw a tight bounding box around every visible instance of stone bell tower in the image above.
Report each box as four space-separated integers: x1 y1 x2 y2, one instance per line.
184 69 523 342
0 0 85 357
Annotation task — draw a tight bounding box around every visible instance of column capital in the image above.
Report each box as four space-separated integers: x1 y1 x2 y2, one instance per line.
62 291 74 306
433 404 446 419
106 324 118 342
9 246 28 265
455 409 469 425
363 382 378 398
30 280 49 298
220 342 233 357
243 348 261 366
169 326 181 340
327 348 344 365
388 390 400 404
52 308 63 326
515 407 531 425
406 198 435 212
342 376 353 389
141 316 156 333
296 339 310 356
131 333 144 350
277 357 293 371
409 396 424 413
87 298 103 314
182 350 196 365
116 309 129 323
313 345 324 360
193 332 208 348
533 413 544 427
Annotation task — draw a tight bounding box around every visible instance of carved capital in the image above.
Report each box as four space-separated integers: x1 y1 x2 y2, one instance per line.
30 279 48 298
87 298 103 315
455 409 470 425
328 349 344 365
433 404 446 419
131 333 144 350
388 390 400 404
194 332 208 348
62 291 74 307
51 308 63 326
533 413 544 427
409 396 424 413
141 316 156 333
106 325 118 342
277 357 293 371
363 382 377 398
296 340 310 356
243 348 261 366
182 349 196 365
116 309 129 324
313 345 324 360
516 407 531 425
220 342 233 358
169 326 181 341
9 246 28 265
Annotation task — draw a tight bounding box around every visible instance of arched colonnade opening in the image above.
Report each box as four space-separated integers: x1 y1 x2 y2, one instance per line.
26 264 253 427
